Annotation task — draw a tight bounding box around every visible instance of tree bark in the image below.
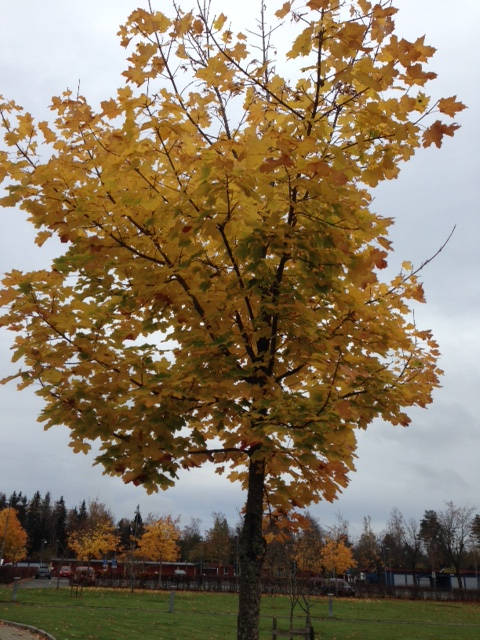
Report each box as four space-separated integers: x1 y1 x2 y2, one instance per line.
237 456 266 640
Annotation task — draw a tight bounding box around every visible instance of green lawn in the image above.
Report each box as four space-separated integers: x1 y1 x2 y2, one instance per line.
0 585 479 639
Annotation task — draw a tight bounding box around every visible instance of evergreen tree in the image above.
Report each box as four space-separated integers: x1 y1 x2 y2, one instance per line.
78 500 88 529
53 497 67 557
16 494 28 529
420 509 442 571
132 505 144 539
26 491 43 556
66 506 79 535
472 515 480 548
40 491 54 550
116 518 133 551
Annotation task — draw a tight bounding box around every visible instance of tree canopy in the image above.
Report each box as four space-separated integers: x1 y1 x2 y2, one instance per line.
0 508 28 563
0 1 464 637
135 515 180 562
0 0 463 515
68 520 119 561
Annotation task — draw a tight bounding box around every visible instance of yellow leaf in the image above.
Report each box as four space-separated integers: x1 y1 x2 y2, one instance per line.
287 25 314 59
101 99 121 118
35 231 52 247
42 369 63 384
213 13 227 30
38 121 56 143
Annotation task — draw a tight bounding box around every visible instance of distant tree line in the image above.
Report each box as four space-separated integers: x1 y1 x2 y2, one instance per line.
1 491 479 582
0 490 240 566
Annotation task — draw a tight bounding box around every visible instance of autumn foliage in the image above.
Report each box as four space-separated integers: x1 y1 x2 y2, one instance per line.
0 0 464 516
0 1 464 638
135 515 180 562
320 537 356 575
0 508 27 563
68 521 119 561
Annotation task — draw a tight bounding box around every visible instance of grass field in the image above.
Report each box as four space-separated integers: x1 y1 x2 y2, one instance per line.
1 585 479 639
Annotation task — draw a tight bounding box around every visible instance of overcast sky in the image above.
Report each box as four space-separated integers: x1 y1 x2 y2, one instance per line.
0 0 478 538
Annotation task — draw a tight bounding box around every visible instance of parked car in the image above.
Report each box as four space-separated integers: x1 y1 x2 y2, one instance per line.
323 578 355 596
58 565 72 578
35 566 52 579
313 577 355 596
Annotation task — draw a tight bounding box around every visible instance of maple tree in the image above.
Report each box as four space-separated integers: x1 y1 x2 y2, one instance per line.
320 536 356 575
68 520 119 561
0 508 28 563
0 0 464 637
134 515 180 564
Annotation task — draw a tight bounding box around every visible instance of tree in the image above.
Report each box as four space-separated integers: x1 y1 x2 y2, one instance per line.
420 504 476 589
420 509 442 571
402 517 423 573
294 515 324 576
52 496 68 557
320 537 356 576
86 500 115 530
354 516 380 574
135 515 180 570
263 516 295 580
179 517 204 562
0 507 28 563
327 514 351 548
436 502 474 589
291 515 324 626
471 514 480 548
204 512 233 565
66 500 90 541
25 491 42 557
0 1 464 637
7 492 27 528
471 514 480 577
116 517 133 551
68 520 119 561
381 508 405 570
132 505 145 539
116 506 145 588
39 492 55 558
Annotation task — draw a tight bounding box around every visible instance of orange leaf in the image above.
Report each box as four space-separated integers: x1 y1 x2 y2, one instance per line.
275 2 291 18
437 95 467 117
307 0 330 9
423 120 460 148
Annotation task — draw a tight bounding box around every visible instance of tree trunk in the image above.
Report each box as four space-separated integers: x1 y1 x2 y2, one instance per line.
237 456 266 640
455 566 464 591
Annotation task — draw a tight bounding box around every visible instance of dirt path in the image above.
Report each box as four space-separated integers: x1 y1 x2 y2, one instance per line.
0 621 55 640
